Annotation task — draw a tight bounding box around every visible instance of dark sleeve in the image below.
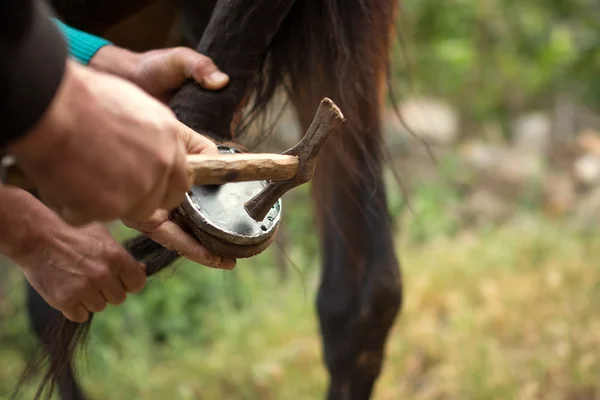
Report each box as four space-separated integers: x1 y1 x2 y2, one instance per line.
0 1 68 149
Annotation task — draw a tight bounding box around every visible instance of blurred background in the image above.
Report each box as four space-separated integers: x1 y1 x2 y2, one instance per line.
2 0 600 398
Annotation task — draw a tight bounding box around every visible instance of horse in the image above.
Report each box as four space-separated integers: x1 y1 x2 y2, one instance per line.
16 0 404 399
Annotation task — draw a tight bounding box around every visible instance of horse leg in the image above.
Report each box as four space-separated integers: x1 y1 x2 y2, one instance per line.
168 0 297 139
291 89 403 399
282 2 402 398
26 282 88 400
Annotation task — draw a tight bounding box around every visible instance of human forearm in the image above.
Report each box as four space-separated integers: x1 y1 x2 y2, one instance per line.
0 1 68 148
0 186 55 260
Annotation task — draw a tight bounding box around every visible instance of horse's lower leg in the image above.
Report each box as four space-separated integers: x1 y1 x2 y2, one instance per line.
291 95 402 399
26 282 88 400
288 6 402 390
313 148 402 400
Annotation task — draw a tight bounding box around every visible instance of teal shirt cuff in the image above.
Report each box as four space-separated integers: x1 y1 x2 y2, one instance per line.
52 19 113 65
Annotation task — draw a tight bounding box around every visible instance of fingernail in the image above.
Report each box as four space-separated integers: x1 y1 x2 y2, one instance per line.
204 71 229 87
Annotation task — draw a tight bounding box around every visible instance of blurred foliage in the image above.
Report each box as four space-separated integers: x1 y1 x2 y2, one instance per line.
393 0 600 129
4 208 600 399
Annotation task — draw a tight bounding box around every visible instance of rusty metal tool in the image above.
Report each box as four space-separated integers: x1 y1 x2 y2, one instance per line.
244 97 344 221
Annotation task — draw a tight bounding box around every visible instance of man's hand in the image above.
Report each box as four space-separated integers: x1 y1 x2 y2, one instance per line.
0 186 146 323
87 45 236 269
122 126 236 270
89 46 230 102
7 60 199 226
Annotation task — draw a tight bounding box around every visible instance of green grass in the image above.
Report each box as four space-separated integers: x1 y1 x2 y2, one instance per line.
3 211 600 399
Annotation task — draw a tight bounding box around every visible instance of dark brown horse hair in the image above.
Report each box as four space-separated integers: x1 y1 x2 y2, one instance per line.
15 0 405 398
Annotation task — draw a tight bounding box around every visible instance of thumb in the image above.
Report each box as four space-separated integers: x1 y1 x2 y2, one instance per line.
166 48 229 90
175 121 220 155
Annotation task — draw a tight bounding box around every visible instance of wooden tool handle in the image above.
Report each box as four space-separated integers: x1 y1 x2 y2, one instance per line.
186 153 299 185
1 153 300 191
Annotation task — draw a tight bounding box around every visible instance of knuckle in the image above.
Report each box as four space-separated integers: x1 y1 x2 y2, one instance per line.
155 150 173 171
91 267 113 284
54 292 70 308
171 46 191 58
162 107 177 121
83 276 97 291
97 197 128 219
150 137 175 170
193 56 217 75
104 243 127 266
